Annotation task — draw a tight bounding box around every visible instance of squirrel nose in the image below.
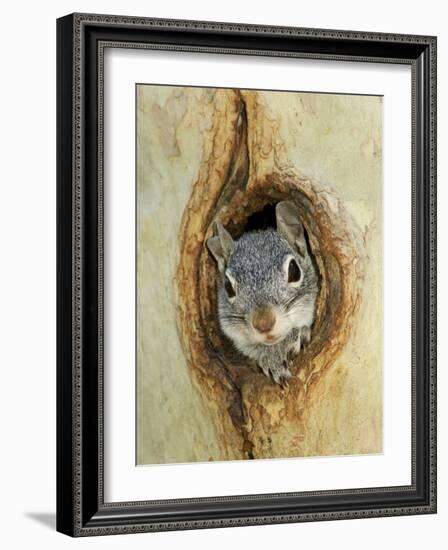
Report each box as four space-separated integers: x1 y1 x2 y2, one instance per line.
251 308 276 334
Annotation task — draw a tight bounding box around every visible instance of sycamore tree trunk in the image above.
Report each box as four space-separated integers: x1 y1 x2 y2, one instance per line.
137 86 383 464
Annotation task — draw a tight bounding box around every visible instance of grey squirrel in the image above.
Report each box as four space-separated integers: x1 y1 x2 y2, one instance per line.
207 201 319 385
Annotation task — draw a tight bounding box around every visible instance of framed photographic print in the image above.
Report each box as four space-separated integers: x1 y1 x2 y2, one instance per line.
56 13 437 536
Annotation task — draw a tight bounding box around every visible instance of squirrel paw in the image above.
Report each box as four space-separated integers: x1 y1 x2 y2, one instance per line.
259 363 271 379
271 363 292 386
258 360 292 386
301 326 312 347
292 326 312 355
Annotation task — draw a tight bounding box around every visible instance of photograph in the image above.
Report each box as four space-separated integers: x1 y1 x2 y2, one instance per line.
136 85 383 465
0 0 444 546
53 8 437 538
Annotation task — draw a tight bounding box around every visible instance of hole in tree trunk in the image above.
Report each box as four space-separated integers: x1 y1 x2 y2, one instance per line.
175 90 365 459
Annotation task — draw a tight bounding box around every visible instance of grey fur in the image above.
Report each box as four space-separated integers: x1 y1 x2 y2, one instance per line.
207 202 319 385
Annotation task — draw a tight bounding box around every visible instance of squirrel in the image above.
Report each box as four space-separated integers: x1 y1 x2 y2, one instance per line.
207 201 319 386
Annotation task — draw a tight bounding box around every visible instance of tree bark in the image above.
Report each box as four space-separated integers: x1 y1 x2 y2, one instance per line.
137 85 382 463
176 89 379 460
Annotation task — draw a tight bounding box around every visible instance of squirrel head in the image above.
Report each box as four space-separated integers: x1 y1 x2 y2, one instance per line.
206 201 319 355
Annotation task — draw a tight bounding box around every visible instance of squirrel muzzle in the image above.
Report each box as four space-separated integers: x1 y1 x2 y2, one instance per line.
251 307 276 334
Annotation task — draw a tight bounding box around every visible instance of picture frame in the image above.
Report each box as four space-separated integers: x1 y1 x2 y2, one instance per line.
56 13 437 537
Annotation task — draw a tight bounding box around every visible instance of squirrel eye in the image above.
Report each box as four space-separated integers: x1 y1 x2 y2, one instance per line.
224 275 236 298
288 258 301 283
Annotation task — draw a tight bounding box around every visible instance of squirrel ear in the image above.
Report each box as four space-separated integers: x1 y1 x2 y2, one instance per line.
276 201 307 257
206 222 235 272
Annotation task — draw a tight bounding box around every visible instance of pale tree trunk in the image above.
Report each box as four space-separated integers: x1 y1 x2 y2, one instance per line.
137 86 382 464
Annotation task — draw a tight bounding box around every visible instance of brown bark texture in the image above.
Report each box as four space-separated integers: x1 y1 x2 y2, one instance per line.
175 89 373 460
